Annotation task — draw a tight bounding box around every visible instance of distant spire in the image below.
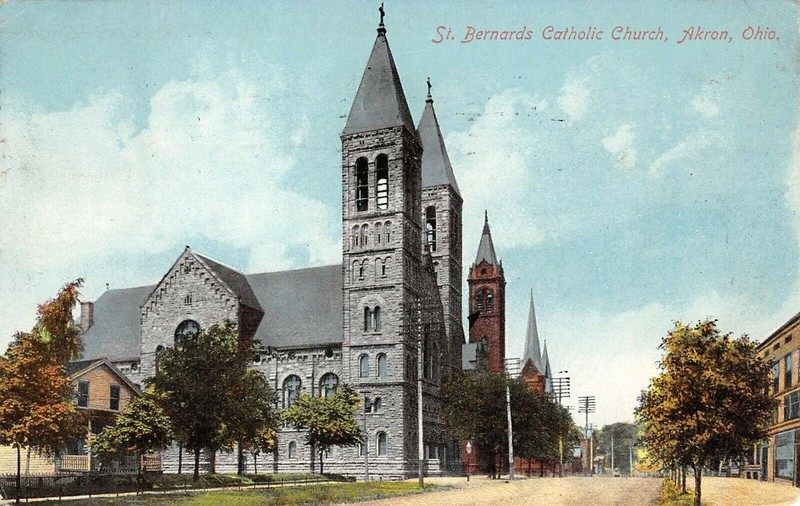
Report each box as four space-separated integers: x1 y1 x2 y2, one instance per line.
522 289 543 374
474 211 498 266
418 78 460 194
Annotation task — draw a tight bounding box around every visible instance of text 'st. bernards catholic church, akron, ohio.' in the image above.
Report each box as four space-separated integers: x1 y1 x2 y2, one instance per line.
74 11 552 480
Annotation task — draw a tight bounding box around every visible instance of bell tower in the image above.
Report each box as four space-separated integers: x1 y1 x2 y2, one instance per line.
340 10 424 474
467 212 506 374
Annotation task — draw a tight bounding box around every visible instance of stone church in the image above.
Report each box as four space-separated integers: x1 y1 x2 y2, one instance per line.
76 12 554 480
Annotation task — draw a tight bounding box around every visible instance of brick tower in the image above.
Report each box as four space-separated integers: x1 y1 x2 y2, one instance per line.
467 213 506 374
340 14 425 475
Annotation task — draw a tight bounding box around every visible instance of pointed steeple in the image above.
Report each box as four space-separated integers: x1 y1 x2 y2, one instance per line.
342 7 417 138
522 289 543 374
474 211 499 266
542 341 554 393
418 78 460 195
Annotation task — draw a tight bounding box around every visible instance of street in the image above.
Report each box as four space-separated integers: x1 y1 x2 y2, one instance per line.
350 476 800 506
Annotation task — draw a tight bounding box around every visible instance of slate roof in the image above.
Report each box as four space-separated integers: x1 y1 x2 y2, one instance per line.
474 213 499 267
246 265 342 348
418 95 460 194
80 284 154 361
195 252 263 312
522 290 543 374
79 261 343 362
342 27 417 138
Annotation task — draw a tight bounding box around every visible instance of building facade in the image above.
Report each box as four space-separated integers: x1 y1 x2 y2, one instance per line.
76 16 463 480
755 313 800 485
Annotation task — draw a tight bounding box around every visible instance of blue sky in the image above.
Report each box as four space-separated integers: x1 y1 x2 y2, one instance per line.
1 0 797 426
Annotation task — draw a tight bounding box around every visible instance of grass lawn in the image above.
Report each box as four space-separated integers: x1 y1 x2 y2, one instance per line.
36 481 440 505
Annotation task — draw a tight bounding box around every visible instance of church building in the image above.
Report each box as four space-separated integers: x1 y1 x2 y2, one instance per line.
77 13 463 479
74 10 556 480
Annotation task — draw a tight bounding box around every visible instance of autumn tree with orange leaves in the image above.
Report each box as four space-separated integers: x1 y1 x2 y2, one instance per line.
0 280 87 504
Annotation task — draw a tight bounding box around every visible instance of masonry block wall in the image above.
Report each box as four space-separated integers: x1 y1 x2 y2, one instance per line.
140 249 240 379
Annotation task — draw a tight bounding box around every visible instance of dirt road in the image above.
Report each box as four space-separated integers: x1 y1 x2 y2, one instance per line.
351 475 800 506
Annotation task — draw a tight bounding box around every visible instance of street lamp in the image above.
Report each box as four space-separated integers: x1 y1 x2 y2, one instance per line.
465 440 473 481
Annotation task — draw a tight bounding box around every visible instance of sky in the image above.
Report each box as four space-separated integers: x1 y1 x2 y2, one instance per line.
0 0 798 427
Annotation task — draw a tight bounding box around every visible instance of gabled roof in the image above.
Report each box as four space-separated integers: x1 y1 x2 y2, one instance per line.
80 284 154 361
342 26 417 138
474 212 499 267
246 265 343 348
522 290 543 374
195 252 262 312
418 93 460 194
68 357 142 396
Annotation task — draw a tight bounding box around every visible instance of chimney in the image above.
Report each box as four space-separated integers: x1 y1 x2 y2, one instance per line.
80 301 94 332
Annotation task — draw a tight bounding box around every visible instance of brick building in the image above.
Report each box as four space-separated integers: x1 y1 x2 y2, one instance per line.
754 312 800 485
75 15 464 480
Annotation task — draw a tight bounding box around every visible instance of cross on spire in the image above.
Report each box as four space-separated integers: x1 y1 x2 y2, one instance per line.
379 3 385 27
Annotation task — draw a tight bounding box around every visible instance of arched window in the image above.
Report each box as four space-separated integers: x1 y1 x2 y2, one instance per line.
283 375 302 408
320 373 339 399
358 261 365 280
375 222 383 244
425 206 437 251
174 320 200 346
360 355 369 378
376 154 389 210
384 221 391 243
364 306 370 331
372 397 382 413
377 432 387 456
356 158 368 212
476 291 484 312
485 290 494 312
361 224 369 247
377 353 388 378
373 306 381 332
352 225 360 248
288 441 297 459
155 345 165 374
380 258 387 277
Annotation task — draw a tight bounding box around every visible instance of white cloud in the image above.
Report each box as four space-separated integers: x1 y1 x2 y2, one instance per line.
557 77 590 122
649 129 727 178
601 123 637 170
0 62 341 351
691 83 721 119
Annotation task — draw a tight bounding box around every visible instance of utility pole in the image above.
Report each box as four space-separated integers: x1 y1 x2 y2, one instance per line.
363 393 371 482
611 434 615 475
578 396 595 474
629 444 634 476
416 297 425 488
506 380 514 480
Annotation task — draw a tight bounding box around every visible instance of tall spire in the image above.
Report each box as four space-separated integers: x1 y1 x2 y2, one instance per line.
418 78 460 194
542 340 553 393
522 289 543 374
474 211 498 266
342 5 416 138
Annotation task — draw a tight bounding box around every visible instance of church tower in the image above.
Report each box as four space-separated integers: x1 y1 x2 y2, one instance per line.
419 82 464 375
467 213 506 373
520 290 547 392
340 12 425 474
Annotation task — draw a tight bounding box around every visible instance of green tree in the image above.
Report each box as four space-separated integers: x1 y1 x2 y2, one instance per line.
227 369 277 475
91 395 171 481
0 280 87 504
596 422 639 475
636 320 776 506
280 384 363 474
147 322 274 481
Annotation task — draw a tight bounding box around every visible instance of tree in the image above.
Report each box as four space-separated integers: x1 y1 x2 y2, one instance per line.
596 422 640 475
0 280 87 504
442 372 575 478
91 395 171 481
280 384 363 474
226 369 278 475
636 320 776 506
147 322 275 480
